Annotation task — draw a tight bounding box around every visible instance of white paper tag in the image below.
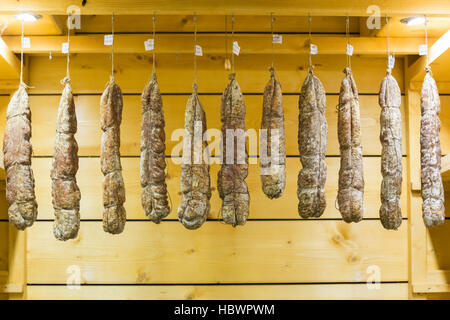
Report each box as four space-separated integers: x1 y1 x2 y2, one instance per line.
62 42 69 54
272 34 282 44
232 41 240 56
22 37 30 49
144 39 154 51
195 45 203 56
104 34 114 46
346 43 354 56
310 44 318 55
388 55 395 69
419 44 428 56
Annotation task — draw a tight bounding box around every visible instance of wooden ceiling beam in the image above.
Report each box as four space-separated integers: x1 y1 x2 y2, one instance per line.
0 0 449 16
1 34 432 55
406 30 450 83
0 37 21 78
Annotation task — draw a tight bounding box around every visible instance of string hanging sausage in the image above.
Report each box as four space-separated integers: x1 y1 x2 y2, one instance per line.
100 77 126 234
337 67 364 223
379 71 402 230
260 67 286 199
51 78 81 240
217 73 250 226
421 67 445 227
140 73 170 223
3 84 38 229
297 67 327 218
178 84 211 229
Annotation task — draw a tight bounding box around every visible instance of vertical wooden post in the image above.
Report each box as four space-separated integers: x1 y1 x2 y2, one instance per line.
405 58 428 299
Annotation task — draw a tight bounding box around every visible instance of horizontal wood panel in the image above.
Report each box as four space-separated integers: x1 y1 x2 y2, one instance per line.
0 223 7 271
26 283 408 300
32 157 408 220
77 15 361 33
427 222 450 272
0 95 407 156
27 220 407 284
28 54 405 94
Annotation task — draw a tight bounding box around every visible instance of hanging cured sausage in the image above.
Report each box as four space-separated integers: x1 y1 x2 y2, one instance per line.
260 67 286 199
297 67 327 218
421 67 445 227
100 78 126 234
51 79 81 240
337 67 364 223
3 84 38 230
217 73 250 226
140 73 170 223
178 84 211 229
379 71 402 230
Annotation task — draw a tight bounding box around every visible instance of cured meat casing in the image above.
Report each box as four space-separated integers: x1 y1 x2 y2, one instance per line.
421 67 445 227
140 73 170 223
260 68 286 199
51 79 81 240
217 73 250 226
379 72 402 230
297 67 328 218
3 84 38 229
101 78 126 234
178 84 211 229
337 67 364 223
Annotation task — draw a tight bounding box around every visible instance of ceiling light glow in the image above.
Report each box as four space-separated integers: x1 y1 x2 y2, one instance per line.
15 13 39 22
400 16 427 26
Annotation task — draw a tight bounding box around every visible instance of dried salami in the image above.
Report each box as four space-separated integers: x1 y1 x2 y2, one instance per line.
101 77 126 234
297 67 327 218
3 84 38 229
51 79 81 240
337 67 364 223
217 73 250 226
178 84 211 229
140 73 170 223
379 71 402 230
421 67 445 227
260 68 286 199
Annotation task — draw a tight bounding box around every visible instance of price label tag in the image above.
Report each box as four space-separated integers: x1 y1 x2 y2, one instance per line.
195 45 203 56
310 44 318 55
22 37 30 49
346 43 354 56
62 42 69 54
419 44 428 56
144 39 154 51
104 34 114 45
272 34 282 44
388 55 395 69
232 41 240 56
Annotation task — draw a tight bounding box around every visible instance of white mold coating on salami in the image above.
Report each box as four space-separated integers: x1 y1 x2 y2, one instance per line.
297 67 327 218
379 72 402 230
420 67 445 227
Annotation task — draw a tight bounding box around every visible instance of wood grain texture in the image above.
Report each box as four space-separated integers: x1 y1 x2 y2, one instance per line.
0 95 407 156
27 221 407 284
27 54 405 94
26 283 408 300
0 223 8 271
31 157 408 220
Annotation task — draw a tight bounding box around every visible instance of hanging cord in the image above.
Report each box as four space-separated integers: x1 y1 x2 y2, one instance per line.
194 12 198 85
270 13 274 69
231 13 235 74
110 13 115 82
385 15 391 74
424 14 429 68
20 19 24 85
63 15 71 83
308 14 312 69
152 12 156 74
346 15 351 69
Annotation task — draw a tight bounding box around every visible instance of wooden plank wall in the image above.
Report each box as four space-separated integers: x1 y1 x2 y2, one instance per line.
5 48 448 299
